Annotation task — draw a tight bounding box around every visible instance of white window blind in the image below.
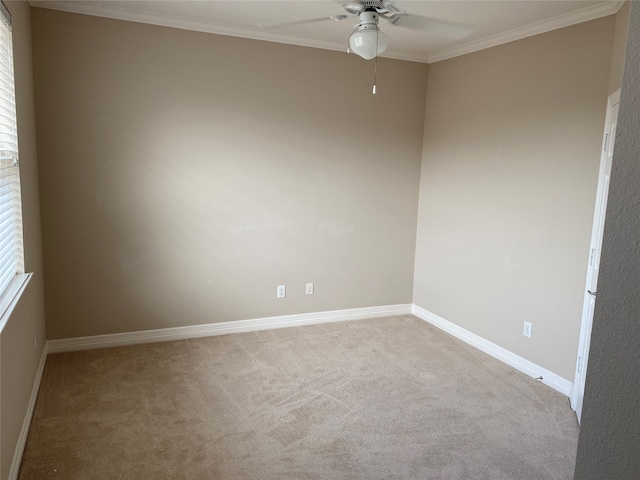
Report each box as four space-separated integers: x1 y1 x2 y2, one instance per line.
0 1 27 326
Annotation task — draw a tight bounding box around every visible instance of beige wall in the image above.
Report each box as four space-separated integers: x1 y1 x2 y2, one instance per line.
1 2 47 479
608 1 631 94
413 17 615 381
31 8 428 340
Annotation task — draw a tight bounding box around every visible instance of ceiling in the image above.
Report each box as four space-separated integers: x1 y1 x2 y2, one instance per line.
28 0 623 63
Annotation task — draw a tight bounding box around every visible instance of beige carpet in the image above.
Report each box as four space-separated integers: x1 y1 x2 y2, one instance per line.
19 315 578 479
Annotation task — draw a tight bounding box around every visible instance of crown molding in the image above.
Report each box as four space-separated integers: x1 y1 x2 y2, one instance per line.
428 0 624 63
28 1 346 54
29 1 623 65
28 0 427 63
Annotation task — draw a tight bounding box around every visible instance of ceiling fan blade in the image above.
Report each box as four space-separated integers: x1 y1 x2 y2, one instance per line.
386 14 473 39
256 14 349 30
343 2 366 15
380 0 403 15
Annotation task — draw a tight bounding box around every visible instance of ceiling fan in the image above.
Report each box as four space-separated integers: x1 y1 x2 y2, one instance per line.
257 1 473 61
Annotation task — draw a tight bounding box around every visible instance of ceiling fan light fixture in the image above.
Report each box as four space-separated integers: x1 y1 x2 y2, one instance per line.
349 23 388 60
349 10 388 60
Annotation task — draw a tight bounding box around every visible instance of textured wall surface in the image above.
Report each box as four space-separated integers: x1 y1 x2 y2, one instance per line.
0 2 48 479
574 2 640 478
413 17 615 381
31 8 428 339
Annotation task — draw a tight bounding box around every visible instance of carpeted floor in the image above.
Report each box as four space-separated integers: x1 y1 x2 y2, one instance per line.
19 315 579 479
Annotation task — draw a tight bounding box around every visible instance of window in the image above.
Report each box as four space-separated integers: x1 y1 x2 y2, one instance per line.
0 1 29 330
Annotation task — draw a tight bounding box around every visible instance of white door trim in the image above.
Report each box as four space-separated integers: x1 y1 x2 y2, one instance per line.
570 89 620 421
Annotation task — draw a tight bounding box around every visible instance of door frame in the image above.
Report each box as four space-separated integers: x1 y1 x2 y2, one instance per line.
570 89 620 422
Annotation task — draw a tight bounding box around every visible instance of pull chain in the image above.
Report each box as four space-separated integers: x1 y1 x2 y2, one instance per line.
373 26 378 94
373 56 377 94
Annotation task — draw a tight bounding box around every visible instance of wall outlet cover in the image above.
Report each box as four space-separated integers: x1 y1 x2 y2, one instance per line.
523 321 532 338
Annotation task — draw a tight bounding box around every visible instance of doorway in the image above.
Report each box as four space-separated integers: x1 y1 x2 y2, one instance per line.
570 89 620 423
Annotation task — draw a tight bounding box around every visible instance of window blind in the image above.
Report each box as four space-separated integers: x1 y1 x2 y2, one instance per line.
0 2 24 304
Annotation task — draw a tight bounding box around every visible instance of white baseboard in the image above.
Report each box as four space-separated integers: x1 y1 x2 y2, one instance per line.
47 304 413 353
46 304 572 398
9 343 48 480
12 302 570 479
411 304 573 397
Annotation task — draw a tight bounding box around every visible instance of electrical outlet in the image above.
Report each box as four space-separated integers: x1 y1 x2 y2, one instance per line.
523 321 532 338
277 285 286 299
306 283 314 295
